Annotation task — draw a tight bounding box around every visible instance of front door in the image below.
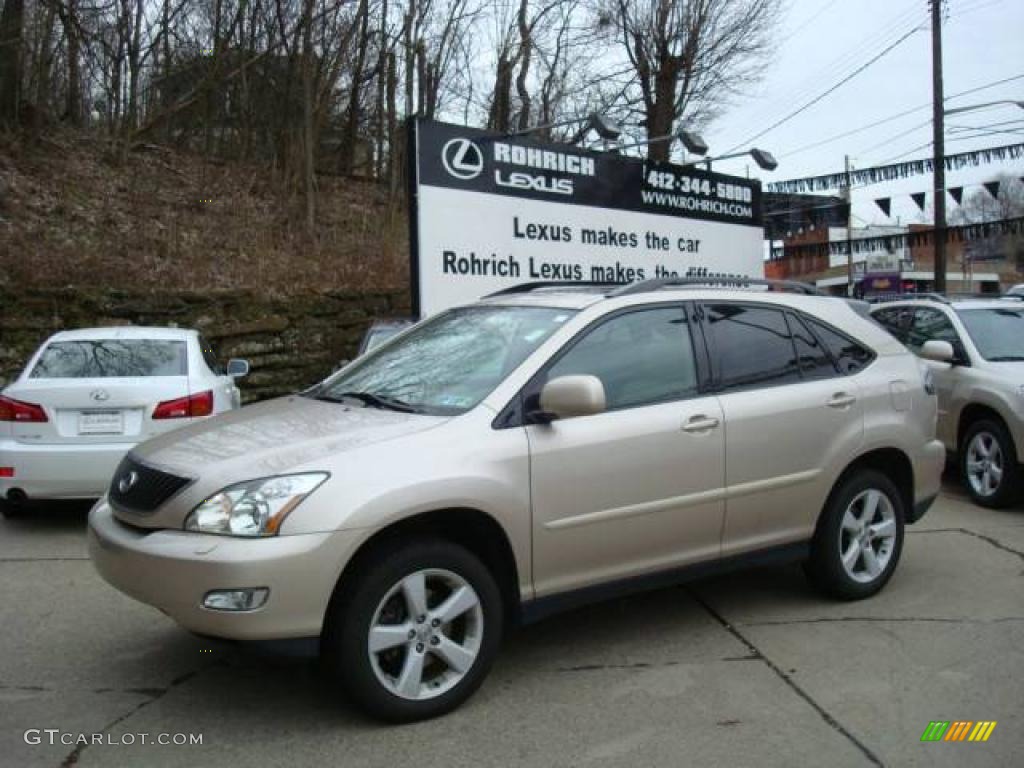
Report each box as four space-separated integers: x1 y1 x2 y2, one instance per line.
526 304 726 598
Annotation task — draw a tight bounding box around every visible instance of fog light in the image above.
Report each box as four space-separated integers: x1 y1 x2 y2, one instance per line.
202 588 269 612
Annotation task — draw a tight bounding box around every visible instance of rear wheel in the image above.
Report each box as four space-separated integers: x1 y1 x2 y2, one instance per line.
805 470 905 600
960 419 1021 509
0 497 25 519
322 539 503 722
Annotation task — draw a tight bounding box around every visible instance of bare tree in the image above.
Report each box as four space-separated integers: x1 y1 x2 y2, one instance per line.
605 0 781 161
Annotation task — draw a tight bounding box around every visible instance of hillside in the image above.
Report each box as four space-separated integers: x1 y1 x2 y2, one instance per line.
0 132 410 296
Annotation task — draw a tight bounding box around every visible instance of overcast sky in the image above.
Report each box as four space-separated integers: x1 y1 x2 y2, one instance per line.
704 0 1024 228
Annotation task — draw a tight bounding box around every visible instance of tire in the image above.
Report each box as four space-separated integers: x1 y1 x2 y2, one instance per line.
322 539 503 722
0 497 25 519
805 470 905 600
960 419 1021 509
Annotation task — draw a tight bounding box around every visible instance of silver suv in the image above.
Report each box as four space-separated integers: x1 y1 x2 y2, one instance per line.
872 296 1024 507
89 279 944 721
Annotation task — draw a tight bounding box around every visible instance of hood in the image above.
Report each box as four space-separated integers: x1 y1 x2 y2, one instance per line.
133 395 448 478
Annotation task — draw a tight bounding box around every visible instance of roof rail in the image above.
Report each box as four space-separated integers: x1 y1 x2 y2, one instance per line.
611 276 827 297
866 293 950 304
484 281 625 298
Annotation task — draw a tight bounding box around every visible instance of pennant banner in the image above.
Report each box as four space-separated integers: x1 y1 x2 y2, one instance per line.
874 197 891 217
948 186 963 205
765 143 1024 193
911 192 926 212
768 215 1024 259
983 181 1001 199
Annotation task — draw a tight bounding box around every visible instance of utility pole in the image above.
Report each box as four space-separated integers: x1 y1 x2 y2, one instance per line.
844 155 854 296
931 0 947 293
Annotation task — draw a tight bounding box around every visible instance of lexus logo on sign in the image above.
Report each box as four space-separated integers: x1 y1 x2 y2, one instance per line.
441 138 484 180
118 471 138 494
90 389 110 402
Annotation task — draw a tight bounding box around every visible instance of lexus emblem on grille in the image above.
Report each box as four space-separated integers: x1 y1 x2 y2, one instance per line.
118 471 139 494
90 389 110 402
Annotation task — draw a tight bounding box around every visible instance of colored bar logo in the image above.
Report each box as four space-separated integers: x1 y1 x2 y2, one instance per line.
921 721 997 742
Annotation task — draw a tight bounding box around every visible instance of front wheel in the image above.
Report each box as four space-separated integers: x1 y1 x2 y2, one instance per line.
322 539 503 722
805 470 905 600
960 419 1021 509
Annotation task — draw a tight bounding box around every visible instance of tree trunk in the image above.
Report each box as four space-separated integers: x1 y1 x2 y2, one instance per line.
125 0 143 131
55 0 82 126
340 0 369 176
0 0 25 127
514 0 531 131
403 0 415 116
375 0 388 178
301 0 316 235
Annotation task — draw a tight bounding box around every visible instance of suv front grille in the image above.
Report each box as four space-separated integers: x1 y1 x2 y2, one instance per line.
108 455 192 513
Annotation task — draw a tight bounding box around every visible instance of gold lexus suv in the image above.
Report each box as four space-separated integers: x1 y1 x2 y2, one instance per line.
89 279 945 721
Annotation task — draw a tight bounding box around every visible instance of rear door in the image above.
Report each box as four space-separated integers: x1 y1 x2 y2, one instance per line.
6 338 193 445
700 303 866 556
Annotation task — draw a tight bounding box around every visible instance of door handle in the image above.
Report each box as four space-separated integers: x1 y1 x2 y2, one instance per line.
827 393 857 409
682 415 720 433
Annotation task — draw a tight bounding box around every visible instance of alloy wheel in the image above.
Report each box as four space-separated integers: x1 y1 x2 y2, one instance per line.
839 489 897 584
367 568 484 701
966 431 1004 499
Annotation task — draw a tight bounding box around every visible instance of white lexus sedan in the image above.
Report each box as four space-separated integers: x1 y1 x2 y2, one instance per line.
1 327 248 516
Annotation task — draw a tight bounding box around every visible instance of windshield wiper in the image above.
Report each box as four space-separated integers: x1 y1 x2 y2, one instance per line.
320 390 419 413
986 355 1024 362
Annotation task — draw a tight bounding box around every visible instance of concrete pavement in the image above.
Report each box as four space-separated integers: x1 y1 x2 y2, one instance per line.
1 483 1021 768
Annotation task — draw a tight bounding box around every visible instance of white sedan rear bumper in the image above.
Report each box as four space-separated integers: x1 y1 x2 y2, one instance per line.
0 438 132 500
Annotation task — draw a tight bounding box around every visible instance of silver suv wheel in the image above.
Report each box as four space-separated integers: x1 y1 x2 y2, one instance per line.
368 569 484 701
965 430 1004 499
839 489 897 584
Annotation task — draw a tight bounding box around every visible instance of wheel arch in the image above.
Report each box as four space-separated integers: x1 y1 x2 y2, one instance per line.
821 448 914 529
329 507 523 627
957 402 1011 451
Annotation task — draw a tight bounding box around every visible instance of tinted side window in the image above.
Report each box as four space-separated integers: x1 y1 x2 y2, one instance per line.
705 304 800 391
546 306 697 411
805 318 874 374
198 336 224 375
872 307 913 342
907 308 959 351
787 313 837 380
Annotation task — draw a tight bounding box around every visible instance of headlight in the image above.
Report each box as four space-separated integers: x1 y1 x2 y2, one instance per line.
185 473 328 537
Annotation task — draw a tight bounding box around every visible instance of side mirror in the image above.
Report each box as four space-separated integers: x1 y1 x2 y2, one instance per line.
226 358 250 378
919 340 954 364
537 375 607 421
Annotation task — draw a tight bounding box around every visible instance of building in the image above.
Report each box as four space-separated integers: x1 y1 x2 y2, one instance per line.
766 223 1013 296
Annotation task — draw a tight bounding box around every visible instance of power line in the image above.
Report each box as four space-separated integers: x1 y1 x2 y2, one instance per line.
724 2 927 146
722 24 924 155
775 73 1024 160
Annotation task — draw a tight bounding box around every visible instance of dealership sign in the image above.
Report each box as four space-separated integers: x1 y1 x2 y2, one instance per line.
409 119 764 316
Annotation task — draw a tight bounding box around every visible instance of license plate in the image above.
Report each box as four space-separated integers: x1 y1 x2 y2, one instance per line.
78 411 124 435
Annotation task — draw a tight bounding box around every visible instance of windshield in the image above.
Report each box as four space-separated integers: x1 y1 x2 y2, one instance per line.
314 305 576 415
958 307 1024 361
31 340 188 378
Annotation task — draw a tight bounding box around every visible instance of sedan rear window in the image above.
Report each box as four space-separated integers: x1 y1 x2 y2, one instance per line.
31 340 188 378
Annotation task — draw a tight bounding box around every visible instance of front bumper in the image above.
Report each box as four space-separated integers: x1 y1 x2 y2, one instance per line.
0 439 131 500
909 438 945 524
88 501 365 640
